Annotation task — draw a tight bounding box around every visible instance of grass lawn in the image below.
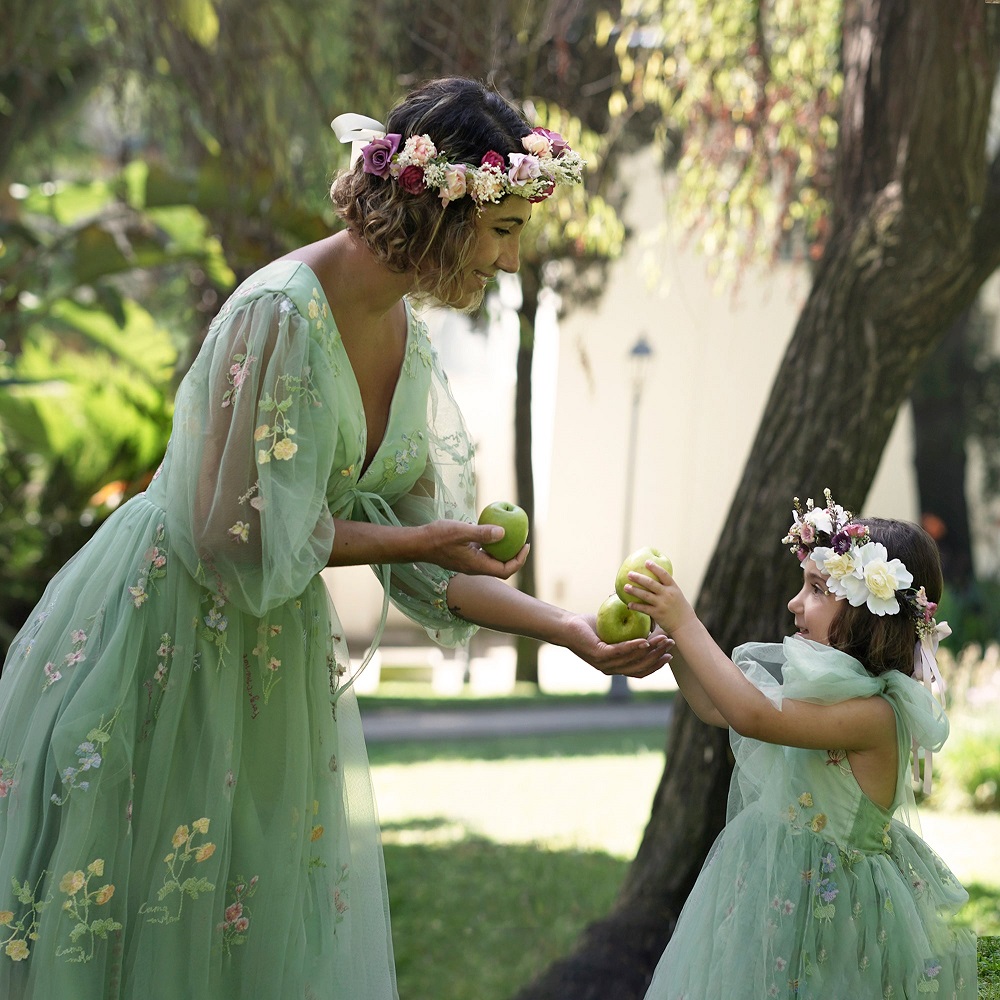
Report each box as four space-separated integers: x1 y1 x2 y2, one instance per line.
364 691 1000 999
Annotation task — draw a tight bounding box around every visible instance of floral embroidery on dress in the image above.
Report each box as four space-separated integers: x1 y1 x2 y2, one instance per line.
255 369 320 465
0 872 49 961
51 709 120 806
219 874 259 954
55 859 122 963
333 865 349 924
130 523 167 608
140 636 174 741
42 627 89 690
198 592 230 655
251 621 284 703
917 961 942 993
0 756 18 799
221 344 257 409
140 818 216 925
403 320 435 378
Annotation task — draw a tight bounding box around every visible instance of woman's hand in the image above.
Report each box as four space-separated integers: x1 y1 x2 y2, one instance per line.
564 613 674 678
420 519 529 579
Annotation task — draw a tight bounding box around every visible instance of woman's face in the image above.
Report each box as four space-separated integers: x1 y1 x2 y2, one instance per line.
787 557 841 645
452 197 531 309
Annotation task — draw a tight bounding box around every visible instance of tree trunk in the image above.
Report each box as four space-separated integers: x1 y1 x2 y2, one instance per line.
512 2 1000 997
515 264 541 684
910 309 976 588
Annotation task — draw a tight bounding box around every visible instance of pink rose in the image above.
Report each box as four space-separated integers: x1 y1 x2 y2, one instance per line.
398 165 426 195
480 150 506 170
844 523 867 537
531 127 570 157
438 164 468 205
521 132 551 156
507 153 540 187
402 134 436 166
361 134 401 178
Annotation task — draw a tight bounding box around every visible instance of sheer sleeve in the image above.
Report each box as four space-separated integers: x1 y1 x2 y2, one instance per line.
162 289 339 616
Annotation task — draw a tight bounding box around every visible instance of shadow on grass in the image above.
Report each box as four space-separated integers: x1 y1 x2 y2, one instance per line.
383 820 628 1000
367 726 670 767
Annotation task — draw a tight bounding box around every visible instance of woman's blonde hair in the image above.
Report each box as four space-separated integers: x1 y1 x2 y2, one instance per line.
330 78 532 306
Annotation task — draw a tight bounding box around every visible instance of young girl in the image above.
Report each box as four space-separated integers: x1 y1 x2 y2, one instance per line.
625 491 977 999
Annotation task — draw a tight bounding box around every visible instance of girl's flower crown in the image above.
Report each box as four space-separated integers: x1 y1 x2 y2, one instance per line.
782 488 940 640
332 114 584 207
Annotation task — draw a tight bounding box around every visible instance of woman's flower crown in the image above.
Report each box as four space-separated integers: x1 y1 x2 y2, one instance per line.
782 488 940 639
360 128 584 206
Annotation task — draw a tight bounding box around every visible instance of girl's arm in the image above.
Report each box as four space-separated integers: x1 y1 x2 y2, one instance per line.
625 563 895 751
446 573 672 678
657 640 730 728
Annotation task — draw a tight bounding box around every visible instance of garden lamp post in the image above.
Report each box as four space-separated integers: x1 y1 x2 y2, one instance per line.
609 334 654 701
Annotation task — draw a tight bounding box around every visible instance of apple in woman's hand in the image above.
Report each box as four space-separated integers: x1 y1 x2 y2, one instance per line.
595 594 651 644
615 546 673 603
478 501 529 562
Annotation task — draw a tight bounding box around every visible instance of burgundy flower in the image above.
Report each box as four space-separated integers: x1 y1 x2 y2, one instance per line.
398 165 426 195
527 176 556 203
480 150 506 170
532 127 570 157
830 530 851 554
361 134 401 178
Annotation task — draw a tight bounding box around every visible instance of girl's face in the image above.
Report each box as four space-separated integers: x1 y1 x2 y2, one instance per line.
787 557 841 645
452 197 531 309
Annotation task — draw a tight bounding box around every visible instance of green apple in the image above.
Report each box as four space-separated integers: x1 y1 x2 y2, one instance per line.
478 501 529 562
615 546 673 604
595 594 651 644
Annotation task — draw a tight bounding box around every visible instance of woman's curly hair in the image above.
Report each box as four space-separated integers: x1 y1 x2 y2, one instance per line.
330 78 532 306
826 518 944 677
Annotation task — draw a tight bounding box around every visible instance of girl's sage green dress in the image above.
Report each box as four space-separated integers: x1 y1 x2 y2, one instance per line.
0 260 479 999
643 637 977 1000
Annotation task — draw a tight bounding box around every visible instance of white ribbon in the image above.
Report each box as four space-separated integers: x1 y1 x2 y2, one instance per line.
331 112 387 166
911 619 951 795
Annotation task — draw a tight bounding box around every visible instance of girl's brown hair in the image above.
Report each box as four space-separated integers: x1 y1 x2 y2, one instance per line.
826 518 943 677
330 78 532 306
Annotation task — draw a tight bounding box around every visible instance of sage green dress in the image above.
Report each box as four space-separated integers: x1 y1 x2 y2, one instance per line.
643 637 977 999
0 260 479 998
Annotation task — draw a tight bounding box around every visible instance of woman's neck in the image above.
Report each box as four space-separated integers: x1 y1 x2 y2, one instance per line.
284 230 414 324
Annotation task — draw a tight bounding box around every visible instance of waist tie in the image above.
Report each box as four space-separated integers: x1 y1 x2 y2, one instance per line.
330 488 400 699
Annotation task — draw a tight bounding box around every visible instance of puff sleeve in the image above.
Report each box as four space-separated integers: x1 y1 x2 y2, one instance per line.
161 288 339 616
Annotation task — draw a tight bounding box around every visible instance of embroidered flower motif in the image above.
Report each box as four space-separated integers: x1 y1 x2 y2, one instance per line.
810 813 828 832
228 521 250 543
140 819 216 925
797 792 813 808
272 437 298 461
0 757 19 799
254 372 318 465
51 710 119 806
221 350 257 408
55 859 123 962
219 874 259 954
130 523 168 610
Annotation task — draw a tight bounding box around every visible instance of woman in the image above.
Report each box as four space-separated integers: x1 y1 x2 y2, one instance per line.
0 77 669 999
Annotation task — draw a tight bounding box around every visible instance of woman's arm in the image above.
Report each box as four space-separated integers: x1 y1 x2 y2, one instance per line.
326 517 528 577
446 574 672 678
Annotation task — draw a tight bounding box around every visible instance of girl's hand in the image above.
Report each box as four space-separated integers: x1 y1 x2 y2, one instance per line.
422 519 529 579
564 613 674 678
623 561 696 634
